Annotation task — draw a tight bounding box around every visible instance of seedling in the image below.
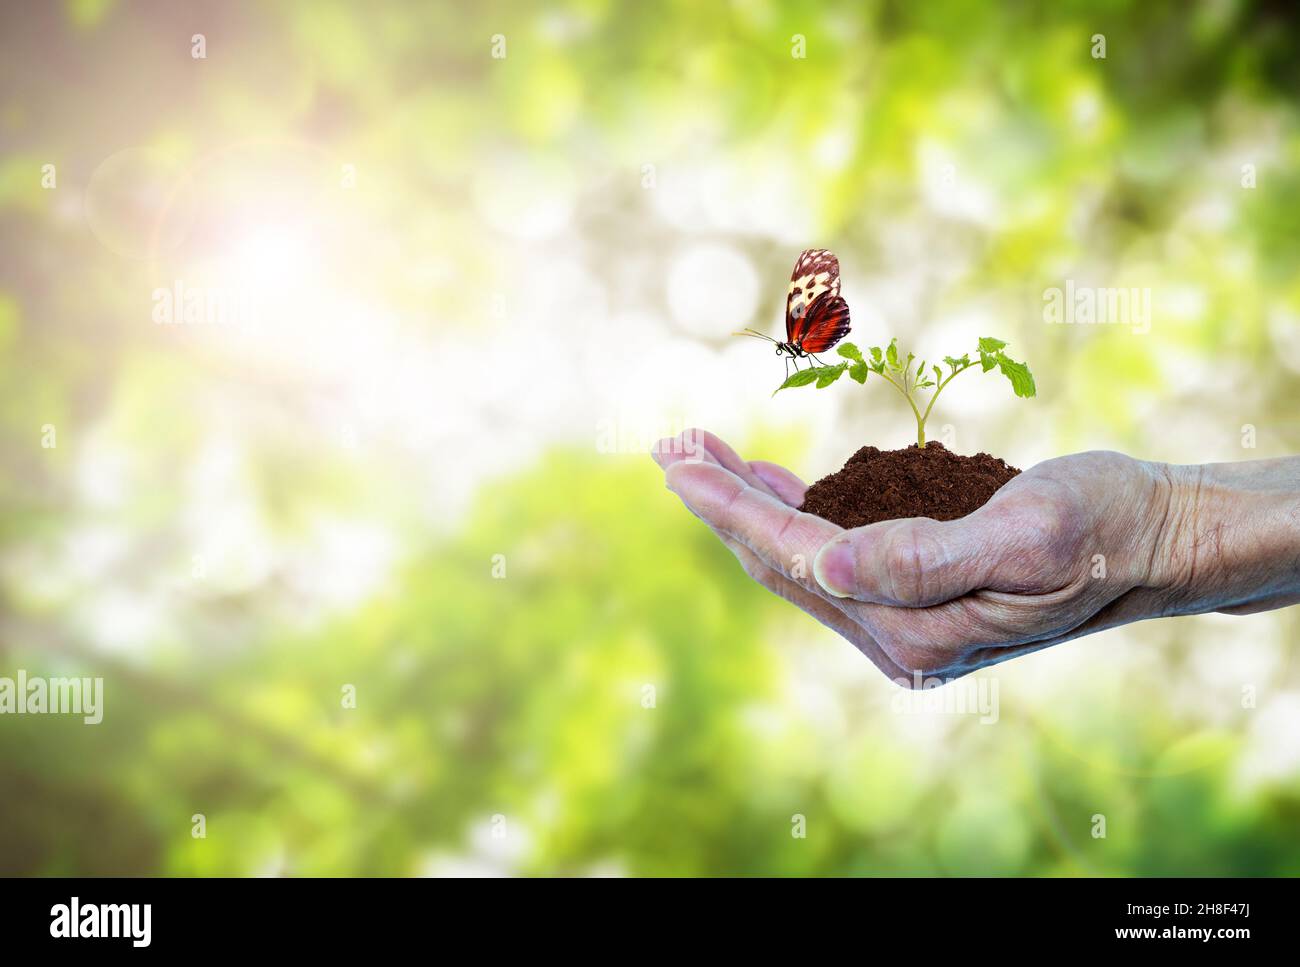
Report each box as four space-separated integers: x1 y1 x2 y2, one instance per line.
774 336 1036 447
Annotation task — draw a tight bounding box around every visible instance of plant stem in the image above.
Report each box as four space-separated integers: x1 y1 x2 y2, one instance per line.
878 373 928 447
916 367 971 447
880 364 974 448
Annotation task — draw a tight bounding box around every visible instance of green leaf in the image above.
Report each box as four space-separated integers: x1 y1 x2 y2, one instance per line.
931 365 942 383
979 351 997 372
837 343 863 362
978 336 1008 354
848 361 869 383
774 363 848 395
885 339 899 368
773 368 821 394
868 360 885 375
869 346 883 364
994 353 1037 398
943 354 969 372
816 363 847 388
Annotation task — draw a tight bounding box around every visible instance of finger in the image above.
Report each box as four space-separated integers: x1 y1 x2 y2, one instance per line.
949 587 1162 677
653 429 786 503
665 459 842 593
811 502 1041 607
858 575 1114 679
704 524 909 679
858 593 1030 678
748 460 808 507
665 458 924 680
651 428 734 471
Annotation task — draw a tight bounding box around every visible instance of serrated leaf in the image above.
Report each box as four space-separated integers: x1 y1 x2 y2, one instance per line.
979 351 997 372
773 368 821 394
869 346 883 364
837 343 863 362
885 339 899 368
869 360 885 375
849 361 869 383
773 363 848 394
995 353 1037 398
978 336 1008 354
816 363 847 387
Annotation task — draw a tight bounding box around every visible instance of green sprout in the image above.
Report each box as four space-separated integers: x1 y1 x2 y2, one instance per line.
774 336 1036 447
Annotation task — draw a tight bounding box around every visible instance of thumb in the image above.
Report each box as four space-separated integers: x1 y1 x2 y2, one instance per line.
812 513 1017 606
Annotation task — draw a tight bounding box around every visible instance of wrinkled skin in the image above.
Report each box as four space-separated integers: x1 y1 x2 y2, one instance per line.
651 429 1300 686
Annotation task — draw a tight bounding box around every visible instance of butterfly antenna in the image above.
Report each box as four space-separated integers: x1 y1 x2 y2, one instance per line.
733 328 777 343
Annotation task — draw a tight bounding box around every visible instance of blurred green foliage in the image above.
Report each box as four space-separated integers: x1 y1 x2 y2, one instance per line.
2 0 1300 875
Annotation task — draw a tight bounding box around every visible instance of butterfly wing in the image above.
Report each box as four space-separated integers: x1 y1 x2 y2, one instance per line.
793 293 851 354
786 248 842 342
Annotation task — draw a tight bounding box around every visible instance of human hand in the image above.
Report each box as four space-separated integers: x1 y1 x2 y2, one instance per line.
652 429 1300 684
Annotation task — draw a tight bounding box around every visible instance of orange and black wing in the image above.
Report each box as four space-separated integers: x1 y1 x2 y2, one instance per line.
785 248 842 343
793 293 851 354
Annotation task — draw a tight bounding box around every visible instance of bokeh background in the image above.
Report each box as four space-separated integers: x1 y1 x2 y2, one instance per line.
2 0 1299 875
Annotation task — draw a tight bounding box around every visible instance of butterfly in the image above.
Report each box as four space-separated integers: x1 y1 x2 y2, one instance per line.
736 248 851 379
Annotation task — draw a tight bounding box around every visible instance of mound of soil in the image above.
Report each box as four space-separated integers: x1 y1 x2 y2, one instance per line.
799 441 1020 529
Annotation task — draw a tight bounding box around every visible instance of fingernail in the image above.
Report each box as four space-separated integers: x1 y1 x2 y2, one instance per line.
813 540 856 598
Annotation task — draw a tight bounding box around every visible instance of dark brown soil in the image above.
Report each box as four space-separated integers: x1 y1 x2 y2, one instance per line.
799 442 1020 529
